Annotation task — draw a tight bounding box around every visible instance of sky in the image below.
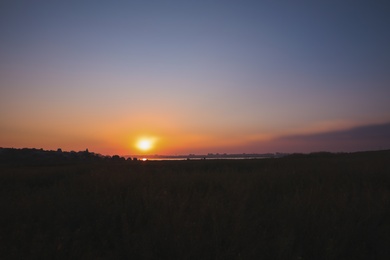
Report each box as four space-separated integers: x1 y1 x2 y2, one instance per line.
1 0 390 155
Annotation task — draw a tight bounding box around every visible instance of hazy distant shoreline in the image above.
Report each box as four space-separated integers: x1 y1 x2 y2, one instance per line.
126 153 288 160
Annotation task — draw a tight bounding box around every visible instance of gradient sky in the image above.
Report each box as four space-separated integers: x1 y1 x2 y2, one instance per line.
1 0 390 155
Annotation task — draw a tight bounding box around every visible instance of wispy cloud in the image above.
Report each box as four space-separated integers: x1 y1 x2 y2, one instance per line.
243 122 390 153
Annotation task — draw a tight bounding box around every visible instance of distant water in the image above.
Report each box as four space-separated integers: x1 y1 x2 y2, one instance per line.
139 157 268 161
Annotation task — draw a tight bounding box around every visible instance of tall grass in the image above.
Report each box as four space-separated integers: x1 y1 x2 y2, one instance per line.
1 151 390 259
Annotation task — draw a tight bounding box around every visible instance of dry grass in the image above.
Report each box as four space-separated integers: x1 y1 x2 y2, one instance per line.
1 151 390 259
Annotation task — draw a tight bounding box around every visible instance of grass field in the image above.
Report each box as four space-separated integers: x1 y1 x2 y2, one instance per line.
1 150 390 259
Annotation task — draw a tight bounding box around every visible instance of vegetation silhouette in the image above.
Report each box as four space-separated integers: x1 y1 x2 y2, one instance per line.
1 148 390 259
0 147 127 166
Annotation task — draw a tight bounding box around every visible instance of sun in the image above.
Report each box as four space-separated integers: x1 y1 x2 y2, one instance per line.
136 138 154 152
137 140 151 151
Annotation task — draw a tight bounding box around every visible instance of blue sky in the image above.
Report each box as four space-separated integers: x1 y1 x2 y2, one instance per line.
1 0 389 154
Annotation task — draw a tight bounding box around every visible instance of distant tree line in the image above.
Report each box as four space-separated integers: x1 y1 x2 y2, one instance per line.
0 148 132 166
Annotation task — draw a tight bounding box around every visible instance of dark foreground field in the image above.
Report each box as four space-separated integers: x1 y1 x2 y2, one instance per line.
1 151 390 259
